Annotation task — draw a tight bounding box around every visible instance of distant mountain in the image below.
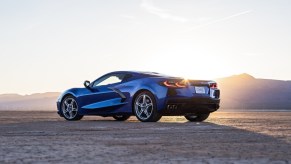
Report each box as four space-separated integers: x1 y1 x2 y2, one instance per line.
0 92 60 111
216 73 291 109
0 74 290 111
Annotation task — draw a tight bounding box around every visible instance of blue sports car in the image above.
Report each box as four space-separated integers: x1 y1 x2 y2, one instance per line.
57 71 220 122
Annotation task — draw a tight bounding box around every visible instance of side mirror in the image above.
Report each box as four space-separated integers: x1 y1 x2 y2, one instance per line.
83 80 91 89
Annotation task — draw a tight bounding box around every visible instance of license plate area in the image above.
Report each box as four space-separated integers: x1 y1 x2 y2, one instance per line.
194 86 206 94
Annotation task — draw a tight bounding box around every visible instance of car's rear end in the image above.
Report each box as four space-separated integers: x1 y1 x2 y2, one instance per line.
159 78 220 115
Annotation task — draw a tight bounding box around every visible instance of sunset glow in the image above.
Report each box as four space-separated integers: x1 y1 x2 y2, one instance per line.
0 0 291 94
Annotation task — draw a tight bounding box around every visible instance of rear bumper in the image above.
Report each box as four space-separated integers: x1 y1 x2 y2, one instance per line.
160 97 220 115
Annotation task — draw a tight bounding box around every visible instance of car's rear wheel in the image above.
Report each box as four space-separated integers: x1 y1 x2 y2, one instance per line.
185 113 210 122
133 91 161 122
113 115 130 121
61 96 83 121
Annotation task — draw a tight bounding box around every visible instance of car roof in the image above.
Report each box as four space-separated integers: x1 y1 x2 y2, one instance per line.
107 71 172 77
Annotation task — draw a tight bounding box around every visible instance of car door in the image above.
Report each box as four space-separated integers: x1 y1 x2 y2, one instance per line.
78 73 126 110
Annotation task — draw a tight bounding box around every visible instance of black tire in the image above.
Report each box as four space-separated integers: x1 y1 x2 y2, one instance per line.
133 91 162 122
113 115 130 121
185 113 210 122
61 96 83 121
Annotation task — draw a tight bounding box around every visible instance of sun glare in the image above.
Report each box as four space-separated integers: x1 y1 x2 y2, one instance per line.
142 44 231 80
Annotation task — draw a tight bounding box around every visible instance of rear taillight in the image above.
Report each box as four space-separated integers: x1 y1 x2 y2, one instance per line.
163 80 187 88
209 83 217 89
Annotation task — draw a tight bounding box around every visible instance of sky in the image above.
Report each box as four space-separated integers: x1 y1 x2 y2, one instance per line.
0 0 291 94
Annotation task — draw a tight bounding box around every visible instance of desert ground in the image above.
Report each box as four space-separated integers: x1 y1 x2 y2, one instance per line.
0 111 291 163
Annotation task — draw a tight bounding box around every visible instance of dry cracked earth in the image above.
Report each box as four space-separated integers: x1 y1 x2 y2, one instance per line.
0 111 291 164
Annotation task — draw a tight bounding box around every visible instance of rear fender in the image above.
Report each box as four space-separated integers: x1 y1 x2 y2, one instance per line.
129 78 168 111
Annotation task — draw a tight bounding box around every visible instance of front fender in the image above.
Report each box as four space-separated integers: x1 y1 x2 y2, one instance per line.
56 88 90 113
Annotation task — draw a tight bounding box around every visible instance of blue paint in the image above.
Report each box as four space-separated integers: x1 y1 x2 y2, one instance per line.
56 71 220 117
82 98 127 109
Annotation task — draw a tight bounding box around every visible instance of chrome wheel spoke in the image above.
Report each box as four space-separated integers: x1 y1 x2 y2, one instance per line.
146 103 152 107
69 111 73 118
65 108 69 113
137 107 143 116
142 95 146 104
135 102 142 107
143 108 149 117
64 106 69 112
70 100 75 105
65 101 69 106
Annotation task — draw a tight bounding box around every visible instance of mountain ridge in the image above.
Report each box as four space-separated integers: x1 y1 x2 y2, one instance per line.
216 73 291 109
0 74 290 111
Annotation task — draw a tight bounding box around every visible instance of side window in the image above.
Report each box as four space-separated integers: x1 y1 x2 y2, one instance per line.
93 74 125 87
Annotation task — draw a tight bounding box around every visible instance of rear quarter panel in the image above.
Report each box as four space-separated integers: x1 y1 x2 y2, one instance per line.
116 77 168 112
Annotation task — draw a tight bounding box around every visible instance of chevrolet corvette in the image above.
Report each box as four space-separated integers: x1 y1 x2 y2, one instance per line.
57 71 220 122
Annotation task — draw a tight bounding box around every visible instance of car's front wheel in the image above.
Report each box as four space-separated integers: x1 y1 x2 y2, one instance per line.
185 113 210 122
133 91 161 122
61 96 83 121
113 115 130 121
